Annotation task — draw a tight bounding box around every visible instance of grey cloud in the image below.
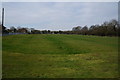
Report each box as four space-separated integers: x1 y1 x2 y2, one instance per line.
3 2 118 30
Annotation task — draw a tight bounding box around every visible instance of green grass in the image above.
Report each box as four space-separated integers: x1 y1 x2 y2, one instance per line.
2 34 119 78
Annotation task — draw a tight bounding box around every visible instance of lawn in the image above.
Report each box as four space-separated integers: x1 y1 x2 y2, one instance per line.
2 34 119 78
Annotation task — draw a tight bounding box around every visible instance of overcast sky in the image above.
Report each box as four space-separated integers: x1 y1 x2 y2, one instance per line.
2 2 118 31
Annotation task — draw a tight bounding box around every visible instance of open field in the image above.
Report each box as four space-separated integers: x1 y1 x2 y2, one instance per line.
2 34 119 78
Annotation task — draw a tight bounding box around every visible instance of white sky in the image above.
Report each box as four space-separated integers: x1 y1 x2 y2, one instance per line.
1 1 118 31
1 0 120 2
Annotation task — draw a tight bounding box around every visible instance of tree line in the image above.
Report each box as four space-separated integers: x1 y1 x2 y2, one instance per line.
72 19 120 36
1 19 120 36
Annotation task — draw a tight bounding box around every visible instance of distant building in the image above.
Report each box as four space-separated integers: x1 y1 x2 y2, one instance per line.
17 28 28 33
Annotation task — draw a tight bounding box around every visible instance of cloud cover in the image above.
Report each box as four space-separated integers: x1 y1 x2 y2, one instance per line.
3 2 118 30
2 0 119 2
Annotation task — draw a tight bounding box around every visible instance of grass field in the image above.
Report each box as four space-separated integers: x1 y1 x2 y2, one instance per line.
2 34 119 78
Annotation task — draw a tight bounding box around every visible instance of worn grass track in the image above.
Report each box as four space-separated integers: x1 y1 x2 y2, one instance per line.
2 34 118 78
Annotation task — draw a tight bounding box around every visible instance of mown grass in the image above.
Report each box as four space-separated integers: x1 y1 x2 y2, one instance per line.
2 34 119 78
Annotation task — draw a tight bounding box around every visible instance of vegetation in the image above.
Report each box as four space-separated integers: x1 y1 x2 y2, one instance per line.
72 19 119 36
1 19 120 36
3 34 118 78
